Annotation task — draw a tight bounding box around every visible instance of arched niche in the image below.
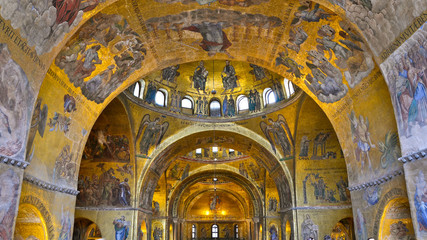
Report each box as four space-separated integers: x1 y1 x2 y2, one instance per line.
73 218 103 240
77 97 135 208
138 128 293 213
13 204 48 240
330 217 354 240
168 170 261 219
378 198 415 240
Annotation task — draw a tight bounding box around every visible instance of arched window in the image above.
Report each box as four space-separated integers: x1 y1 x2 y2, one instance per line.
133 81 141 98
181 97 193 109
284 78 295 99
263 88 276 106
139 80 146 99
192 224 196 239
237 95 249 113
129 80 145 99
155 88 168 107
234 224 239 239
212 224 219 238
210 100 221 117
212 147 218 153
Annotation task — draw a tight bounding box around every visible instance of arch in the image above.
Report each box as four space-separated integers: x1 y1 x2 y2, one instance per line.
234 224 239 239
263 88 276 106
330 217 354 240
155 88 168 107
237 95 249 113
136 127 294 215
14 203 49 240
27 4 398 217
169 170 262 219
283 78 295 99
378 198 415 240
132 81 141 98
86 222 103 240
211 224 219 238
3 2 414 240
139 79 146 99
210 99 222 117
181 96 194 109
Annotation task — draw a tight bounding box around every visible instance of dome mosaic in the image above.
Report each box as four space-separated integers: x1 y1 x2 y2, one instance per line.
126 60 299 120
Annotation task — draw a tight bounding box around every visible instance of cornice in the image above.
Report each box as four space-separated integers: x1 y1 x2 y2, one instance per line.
398 148 427 163
348 169 403 192
23 173 79 196
0 155 29 169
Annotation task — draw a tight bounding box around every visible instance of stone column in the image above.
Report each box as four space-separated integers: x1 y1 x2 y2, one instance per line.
173 218 179 240
253 217 260 240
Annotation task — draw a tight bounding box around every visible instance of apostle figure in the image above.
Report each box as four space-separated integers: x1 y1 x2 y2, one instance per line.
254 89 261 111
193 61 208 93
119 178 131 206
249 90 255 112
113 216 129 240
227 95 235 117
222 60 238 92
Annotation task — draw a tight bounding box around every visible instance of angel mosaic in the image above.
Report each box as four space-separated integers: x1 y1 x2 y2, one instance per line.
286 26 308 53
291 2 334 26
316 23 374 88
260 114 294 157
48 112 71 133
55 145 76 183
275 49 304 78
26 98 48 161
55 13 147 104
349 111 375 173
136 114 169 156
304 49 348 103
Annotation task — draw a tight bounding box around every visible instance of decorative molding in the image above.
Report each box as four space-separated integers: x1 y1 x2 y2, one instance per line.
280 205 352 213
0 155 29 169
23 174 79 196
348 169 403 191
398 148 427 163
76 206 140 211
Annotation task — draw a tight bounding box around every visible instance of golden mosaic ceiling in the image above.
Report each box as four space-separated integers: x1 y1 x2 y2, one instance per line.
47 0 360 111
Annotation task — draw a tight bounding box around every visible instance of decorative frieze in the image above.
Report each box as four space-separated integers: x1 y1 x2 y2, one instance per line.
23 173 79 196
348 169 403 191
280 205 352 213
398 149 427 163
0 155 29 169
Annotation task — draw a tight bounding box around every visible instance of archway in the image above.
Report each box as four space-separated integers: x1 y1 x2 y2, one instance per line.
330 218 354 240
378 198 415 240
14 204 49 240
73 219 103 240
